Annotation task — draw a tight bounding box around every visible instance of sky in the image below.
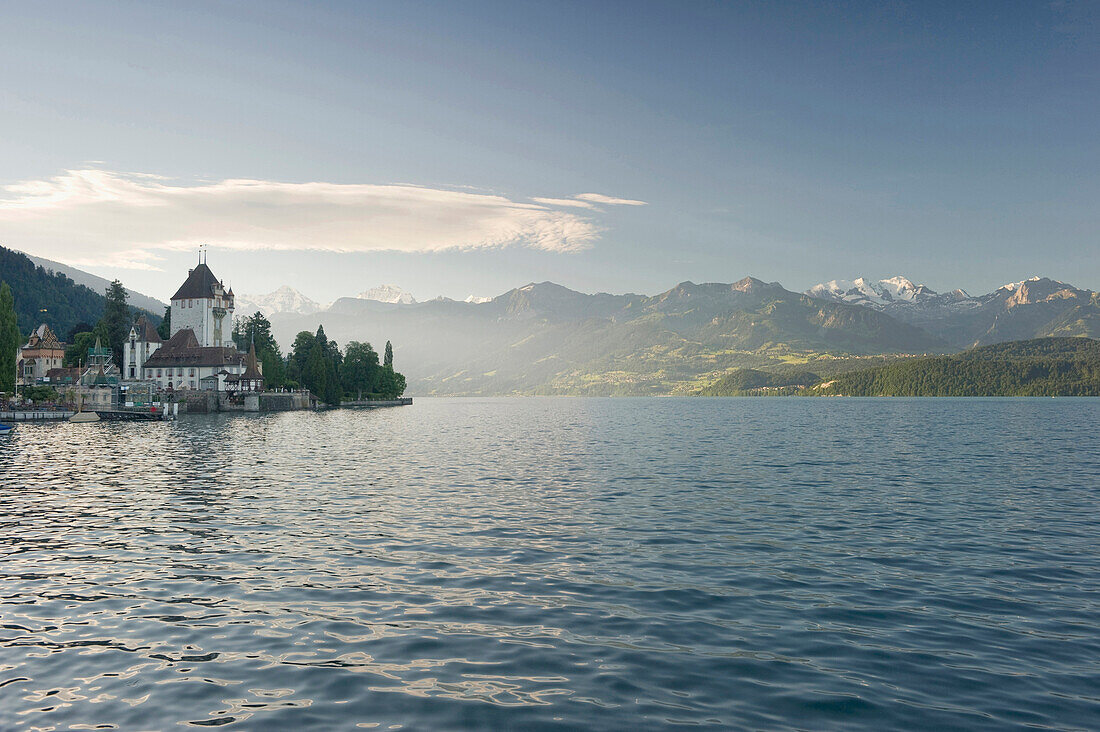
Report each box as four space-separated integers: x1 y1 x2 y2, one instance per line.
0 0 1097 303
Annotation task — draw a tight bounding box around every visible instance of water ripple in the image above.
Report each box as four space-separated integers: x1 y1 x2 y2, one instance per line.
1 397 1099 729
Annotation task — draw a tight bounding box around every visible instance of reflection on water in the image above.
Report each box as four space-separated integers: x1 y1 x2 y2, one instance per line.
1 398 1099 729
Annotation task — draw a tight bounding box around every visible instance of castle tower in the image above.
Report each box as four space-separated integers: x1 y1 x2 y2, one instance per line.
169 256 235 348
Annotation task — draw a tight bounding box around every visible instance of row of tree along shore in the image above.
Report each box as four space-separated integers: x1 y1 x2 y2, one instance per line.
232 312 406 404
0 273 407 407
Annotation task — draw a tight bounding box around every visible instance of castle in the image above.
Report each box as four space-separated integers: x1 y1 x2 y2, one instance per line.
123 257 262 392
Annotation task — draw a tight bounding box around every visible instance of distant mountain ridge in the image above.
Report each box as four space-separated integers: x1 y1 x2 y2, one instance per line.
267 276 950 396
6 249 1097 396
236 286 323 317
237 284 419 316
807 275 1099 348
357 285 416 304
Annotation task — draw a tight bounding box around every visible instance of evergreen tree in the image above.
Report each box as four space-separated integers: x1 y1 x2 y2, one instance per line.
96 280 130 367
384 340 394 368
0 282 21 394
157 305 171 340
291 331 316 376
324 355 342 405
233 311 285 387
304 341 327 397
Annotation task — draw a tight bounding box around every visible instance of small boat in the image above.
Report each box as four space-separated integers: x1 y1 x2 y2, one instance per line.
0 423 14 433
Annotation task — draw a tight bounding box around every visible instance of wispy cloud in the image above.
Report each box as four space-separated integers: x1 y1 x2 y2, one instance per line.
0 170 644 269
531 196 596 209
573 193 648 206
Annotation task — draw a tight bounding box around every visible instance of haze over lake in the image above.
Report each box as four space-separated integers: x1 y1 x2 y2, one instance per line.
2 398 1098 729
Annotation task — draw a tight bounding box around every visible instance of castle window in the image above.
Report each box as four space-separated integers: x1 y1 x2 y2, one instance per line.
157 369 162 377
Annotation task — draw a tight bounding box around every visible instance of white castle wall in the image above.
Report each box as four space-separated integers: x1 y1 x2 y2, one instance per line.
171 297 234 347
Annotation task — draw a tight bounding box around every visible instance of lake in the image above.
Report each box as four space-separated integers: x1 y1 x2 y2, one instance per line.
1 398 1098 729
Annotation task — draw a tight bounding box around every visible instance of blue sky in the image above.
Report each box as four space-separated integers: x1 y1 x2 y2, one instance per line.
0 0 1097 302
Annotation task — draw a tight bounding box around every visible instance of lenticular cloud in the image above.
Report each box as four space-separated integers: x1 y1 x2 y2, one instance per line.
0 169 613 269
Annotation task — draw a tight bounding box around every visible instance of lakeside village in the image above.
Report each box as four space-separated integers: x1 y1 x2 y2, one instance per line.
1 256 409 423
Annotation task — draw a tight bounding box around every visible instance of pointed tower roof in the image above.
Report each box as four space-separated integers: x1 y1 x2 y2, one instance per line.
132 315 162 343
242 340 264 380
171 263 221 300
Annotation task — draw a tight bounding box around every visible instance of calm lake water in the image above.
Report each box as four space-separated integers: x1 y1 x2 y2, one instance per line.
1 397 1098 730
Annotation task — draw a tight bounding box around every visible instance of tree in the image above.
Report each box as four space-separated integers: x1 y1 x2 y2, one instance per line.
65 331 98 368
378 364 407 398
157 305 171 340
66 322 94 343
304 341 327 398
324 355 342 405
0 245 106 338
259 349 286 389
96 279 130 367
0 282 20 394
291 331 317 376
233 311 285 387
384 340 394 368
20 385 58 404
342 341 380 399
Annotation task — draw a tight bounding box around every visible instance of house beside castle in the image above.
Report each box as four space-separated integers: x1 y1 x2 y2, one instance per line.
123 258 259 391
18 323 66 385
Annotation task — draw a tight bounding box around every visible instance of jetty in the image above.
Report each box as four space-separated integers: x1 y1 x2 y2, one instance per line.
340 398 413 408
0 410 74 422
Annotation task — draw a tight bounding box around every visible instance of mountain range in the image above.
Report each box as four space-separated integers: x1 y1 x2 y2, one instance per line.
7 246 1097 396
261 275 1099 396
806 275 1100 348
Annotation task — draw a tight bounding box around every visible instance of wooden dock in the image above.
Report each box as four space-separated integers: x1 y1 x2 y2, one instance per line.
0 410 74 422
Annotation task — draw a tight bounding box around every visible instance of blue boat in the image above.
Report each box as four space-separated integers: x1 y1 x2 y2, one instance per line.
0 423 14 434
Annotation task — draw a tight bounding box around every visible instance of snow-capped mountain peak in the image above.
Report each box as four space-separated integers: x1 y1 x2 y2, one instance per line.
235 286 321 316
464 295 493 304
807 275 988 323
807 275 941 307
998 276 1043 292
357 285 417 304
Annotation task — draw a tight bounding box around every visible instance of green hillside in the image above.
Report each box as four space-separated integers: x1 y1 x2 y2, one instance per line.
0 246 159 339
813 337 1100 396
697 368 821 396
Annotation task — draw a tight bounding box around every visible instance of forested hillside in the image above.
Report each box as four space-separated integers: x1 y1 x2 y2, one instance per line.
814 338 1100 396
0 246 159 339
697 368 821 396
0 246 108 337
